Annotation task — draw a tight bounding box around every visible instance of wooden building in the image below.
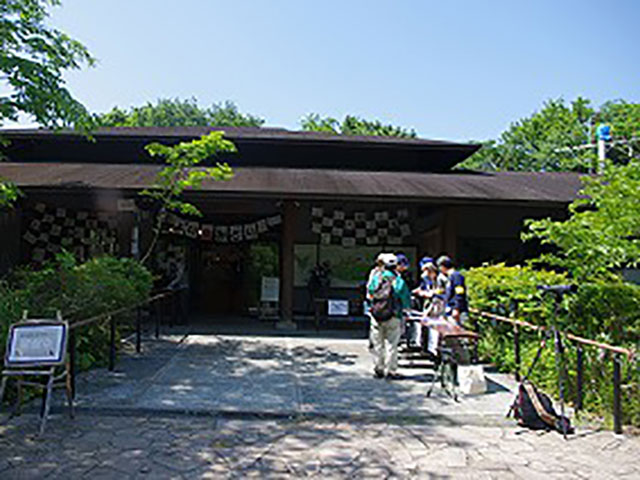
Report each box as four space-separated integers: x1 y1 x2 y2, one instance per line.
0 127 583 323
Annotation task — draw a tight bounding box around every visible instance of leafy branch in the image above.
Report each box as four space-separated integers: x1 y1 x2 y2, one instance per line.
139 131 236 264
523 160 640 281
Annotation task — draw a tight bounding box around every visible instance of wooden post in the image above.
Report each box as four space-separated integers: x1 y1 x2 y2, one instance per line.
513 325 521 381
442 206 458 259
108 315 116 371
69 328 76 399
279 201 296 327
576 344 584 412
155 300 161 338
135 308 142 354
116 212 135 257
613 354 623 434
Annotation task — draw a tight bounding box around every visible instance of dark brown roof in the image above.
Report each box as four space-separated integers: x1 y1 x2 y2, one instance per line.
0 162 583 204
0 126 476 148
0 127 480 173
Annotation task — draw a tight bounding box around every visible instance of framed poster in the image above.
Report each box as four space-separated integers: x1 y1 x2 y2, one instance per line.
318 246 418 288
6 321 67 366
261 277 280 303
294 244 318 287
328 299 349 316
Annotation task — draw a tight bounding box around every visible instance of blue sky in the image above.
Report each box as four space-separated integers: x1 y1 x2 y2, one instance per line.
49 0 639 141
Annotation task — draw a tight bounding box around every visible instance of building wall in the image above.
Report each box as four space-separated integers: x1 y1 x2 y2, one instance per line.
454 205 567 267
0 208 21 277
3 189 571 319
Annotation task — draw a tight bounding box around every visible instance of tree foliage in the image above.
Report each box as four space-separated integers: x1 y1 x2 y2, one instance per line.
140 131 235 263
301 113 416 138
0 0 95 208
0 181 20 206
0 0 94 128
96 98 264 128
460 98 640 172
524 160 640 281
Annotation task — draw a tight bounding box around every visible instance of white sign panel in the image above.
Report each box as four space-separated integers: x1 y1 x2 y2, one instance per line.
6 322 67 365
328 299 349 316
427 328 440 356
117 199 137 212
261 277 280 303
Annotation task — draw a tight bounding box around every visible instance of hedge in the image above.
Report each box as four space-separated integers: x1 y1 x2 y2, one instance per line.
466 263 639 428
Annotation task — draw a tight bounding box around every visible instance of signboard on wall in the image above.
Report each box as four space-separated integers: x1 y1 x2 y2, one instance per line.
328 299 349 316
6 321 67 366
294 245 318 287
293 244 418 289
261 277 280 303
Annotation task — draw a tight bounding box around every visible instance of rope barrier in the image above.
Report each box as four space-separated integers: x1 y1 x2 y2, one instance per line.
470 307 635 360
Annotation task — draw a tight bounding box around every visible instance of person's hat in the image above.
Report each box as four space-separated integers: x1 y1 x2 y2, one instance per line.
396 253 409 268
437 255 453 269
419 256 434 270
382 253 398 268
425 261 438 272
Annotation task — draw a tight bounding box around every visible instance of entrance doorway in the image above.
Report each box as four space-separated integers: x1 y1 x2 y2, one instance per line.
195 242 279 317
197 244 248 315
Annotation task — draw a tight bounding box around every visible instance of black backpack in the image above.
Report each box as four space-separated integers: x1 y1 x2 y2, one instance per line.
513 381 573 434
370 274 397 322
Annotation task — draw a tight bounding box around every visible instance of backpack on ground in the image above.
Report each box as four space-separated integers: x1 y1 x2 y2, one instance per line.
370 274 397 322
512 380 573 434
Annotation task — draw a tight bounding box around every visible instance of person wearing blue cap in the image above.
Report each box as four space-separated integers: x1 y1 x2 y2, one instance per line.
437 255 468 325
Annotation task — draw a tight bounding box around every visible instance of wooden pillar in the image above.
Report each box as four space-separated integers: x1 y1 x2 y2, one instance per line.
116 212 135 258
278 200 296 327
0 207 22 275
442 206 458 259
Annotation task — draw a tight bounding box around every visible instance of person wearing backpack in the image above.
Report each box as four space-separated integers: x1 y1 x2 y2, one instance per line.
368 254 411 380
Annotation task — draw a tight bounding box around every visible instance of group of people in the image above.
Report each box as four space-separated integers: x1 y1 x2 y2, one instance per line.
365 252 468 380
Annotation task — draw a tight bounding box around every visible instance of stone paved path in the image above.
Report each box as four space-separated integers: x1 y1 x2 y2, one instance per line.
52 333 517 421
1 331 639 478
2 411 639 479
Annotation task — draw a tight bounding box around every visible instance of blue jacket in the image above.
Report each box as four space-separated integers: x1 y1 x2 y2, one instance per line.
444 270 468 313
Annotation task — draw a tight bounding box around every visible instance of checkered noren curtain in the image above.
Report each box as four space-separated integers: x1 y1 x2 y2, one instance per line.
23 203 118 264
310 207 411 246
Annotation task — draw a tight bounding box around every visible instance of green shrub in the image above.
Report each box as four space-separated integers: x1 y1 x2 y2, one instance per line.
0 252 153 374
466 263 639 428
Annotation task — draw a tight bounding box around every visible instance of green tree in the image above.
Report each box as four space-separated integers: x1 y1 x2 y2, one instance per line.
460 98 594 172
96 98 264 128
460 98 640 172
301 113 416 138
140 131 235 263
523 160 640 281
0 0 95 208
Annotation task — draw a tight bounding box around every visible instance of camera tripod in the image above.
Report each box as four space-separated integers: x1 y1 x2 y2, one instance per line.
507 284 576 439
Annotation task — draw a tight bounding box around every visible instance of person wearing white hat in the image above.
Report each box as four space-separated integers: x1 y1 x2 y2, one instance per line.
364 252 388 350
367 253 411 380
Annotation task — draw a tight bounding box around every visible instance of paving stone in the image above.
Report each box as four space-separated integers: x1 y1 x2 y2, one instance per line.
1 333 639 479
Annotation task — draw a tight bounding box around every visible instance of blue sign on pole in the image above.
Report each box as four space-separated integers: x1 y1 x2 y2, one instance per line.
596 124 612 141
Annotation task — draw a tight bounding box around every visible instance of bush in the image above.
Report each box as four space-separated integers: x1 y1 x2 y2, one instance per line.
0 252 153 373
466 263 640 428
